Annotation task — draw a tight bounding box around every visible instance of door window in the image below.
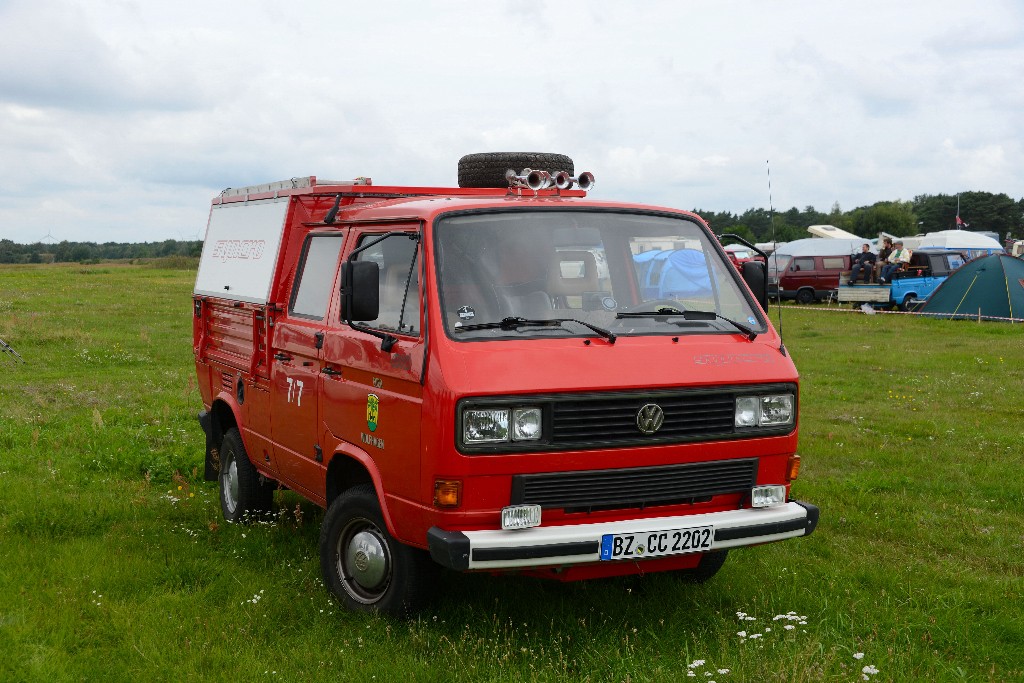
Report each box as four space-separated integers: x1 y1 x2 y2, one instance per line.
355 234 420 335
291 235 344 319
793 257 815 272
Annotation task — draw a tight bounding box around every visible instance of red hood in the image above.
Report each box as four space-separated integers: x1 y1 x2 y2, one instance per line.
435 332 797 397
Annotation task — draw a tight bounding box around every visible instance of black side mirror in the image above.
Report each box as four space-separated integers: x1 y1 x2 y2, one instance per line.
742 261 768 311
341 260 380 322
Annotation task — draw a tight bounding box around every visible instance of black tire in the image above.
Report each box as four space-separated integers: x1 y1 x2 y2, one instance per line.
795 289 815 305
319 484 437 617
898 294 914 312
457 152 574 188
676 549 729 584
218 427 274 523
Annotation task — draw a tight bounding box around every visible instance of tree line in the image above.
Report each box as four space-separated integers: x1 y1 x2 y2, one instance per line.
0 239 203 264
693 191 1023 245
1 191 1021 264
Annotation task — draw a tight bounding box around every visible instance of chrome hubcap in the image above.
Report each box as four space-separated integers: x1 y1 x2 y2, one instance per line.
346 530 388 589
337 521 391 602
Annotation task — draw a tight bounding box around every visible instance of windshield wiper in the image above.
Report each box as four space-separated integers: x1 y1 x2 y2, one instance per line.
615 306 686 318
673 310 758 341
454 316 617 343
615 309 758 341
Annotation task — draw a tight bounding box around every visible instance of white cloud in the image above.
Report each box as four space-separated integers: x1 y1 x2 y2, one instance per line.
0 0 1022 242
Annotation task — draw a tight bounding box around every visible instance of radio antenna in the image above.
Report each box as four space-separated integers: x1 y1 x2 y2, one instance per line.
767 160 786 354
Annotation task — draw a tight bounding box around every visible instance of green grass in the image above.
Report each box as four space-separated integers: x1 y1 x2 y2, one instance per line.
1 263 1022 682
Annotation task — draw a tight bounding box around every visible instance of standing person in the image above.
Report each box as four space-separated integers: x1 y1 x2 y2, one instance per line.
880 240 911 283
847 244 877 285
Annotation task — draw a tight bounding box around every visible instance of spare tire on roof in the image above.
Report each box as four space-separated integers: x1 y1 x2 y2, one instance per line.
457 152 574 189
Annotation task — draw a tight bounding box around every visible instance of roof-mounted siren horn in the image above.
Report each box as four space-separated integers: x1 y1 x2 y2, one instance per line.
554 170 595 191
506 168 597 191
505 168 553 191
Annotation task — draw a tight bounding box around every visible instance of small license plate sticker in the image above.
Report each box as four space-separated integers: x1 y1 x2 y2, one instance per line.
600 525 714 561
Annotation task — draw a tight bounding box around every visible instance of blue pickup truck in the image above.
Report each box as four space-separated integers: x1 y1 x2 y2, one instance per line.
837 249 967 310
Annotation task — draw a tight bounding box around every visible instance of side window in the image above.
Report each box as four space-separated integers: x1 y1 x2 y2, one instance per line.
793 257 815 272
291 234 344 319
821 257 846 270
355 234 420 335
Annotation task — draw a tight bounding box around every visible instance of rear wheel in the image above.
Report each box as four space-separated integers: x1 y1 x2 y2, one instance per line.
320 484 436 617
457 152 574 188
795 289 815 305
676 549 729 584
898 294 914 312
218 427 274 523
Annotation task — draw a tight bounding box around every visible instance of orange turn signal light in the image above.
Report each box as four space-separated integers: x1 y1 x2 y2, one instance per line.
786 454 802 482
433 479 462 508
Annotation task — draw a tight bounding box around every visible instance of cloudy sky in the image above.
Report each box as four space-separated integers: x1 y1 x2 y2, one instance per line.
1 0 1021 244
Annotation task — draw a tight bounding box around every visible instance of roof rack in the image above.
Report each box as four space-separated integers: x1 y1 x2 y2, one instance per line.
220 176 372 198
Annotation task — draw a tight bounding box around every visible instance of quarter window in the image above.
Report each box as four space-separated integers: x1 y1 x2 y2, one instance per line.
821 257 845 270
291 235 344 319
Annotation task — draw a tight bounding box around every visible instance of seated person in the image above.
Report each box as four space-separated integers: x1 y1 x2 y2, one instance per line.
873 237 894 282
847 243 877 285
879 240 911 283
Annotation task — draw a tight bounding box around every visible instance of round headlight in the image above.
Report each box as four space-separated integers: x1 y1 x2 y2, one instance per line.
512 407 542 441
735 396 758 428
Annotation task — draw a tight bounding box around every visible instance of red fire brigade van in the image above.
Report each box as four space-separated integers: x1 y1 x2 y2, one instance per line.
193 153 818 616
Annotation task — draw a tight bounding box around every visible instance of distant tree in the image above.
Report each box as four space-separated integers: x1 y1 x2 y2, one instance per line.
847 201 918 237
913 191 1019 235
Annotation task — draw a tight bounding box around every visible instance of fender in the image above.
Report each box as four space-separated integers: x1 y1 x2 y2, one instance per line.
323 434 400 538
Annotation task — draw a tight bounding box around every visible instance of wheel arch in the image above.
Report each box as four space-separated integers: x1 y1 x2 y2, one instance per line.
324 449 397 536
202 394 242 481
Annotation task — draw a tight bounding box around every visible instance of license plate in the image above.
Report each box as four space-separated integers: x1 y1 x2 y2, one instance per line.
600 525 714 561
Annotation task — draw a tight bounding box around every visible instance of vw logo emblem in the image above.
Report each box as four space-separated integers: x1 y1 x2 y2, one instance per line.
636 403 665 434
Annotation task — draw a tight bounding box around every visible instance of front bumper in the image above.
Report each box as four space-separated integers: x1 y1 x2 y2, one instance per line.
428 500 819 571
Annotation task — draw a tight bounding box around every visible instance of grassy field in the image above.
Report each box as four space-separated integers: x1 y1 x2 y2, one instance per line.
1 262 1022 682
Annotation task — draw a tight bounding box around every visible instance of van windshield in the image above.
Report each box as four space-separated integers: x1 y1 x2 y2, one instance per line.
767 253 792 277
434 210 766 340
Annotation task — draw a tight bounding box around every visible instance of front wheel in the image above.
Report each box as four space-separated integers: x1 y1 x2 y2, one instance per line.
795 289 815 305
320 484 436 617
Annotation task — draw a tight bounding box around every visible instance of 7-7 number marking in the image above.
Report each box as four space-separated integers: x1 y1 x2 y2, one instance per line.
286 377 304 406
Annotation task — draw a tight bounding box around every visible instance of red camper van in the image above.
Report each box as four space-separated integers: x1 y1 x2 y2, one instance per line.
192 153 818 616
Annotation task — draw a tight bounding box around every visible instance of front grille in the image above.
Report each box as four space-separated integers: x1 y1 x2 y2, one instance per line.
552 391 736 445
511 458 758 512
456 383 797 454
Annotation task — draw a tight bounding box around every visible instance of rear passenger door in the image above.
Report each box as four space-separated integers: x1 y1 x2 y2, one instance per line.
820 256 848 293
270 232 345 496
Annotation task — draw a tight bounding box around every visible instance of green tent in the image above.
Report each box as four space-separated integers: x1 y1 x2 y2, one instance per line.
920 254 1024 322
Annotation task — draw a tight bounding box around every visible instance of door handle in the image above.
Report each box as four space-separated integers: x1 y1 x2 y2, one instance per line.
274 352 292 361
321 367 342 377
